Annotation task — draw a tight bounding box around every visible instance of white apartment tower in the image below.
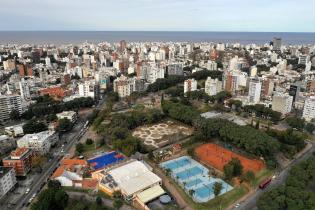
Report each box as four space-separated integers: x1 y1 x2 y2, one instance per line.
184 79 197 94
272 93 293 115
0 167 17 198
78 80 99 100
19 79 31 100
205 77 222 96
113 75 135 98
248 79 262 103
0 95 22 122
302 97 315 122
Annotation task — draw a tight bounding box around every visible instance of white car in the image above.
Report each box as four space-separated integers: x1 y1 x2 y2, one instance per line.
25 188 30 194
234 203 240 208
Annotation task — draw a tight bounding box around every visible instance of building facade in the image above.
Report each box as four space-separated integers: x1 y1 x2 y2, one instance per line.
184 79 197 94
0 95 22 122
205 77 222 96
0 167 17 198
2 148 34 176
302 97 315 122
272 93 293 115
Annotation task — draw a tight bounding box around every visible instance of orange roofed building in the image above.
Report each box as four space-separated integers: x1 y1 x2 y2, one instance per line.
2 148 34 176
51 159 97 189
40 86 71 100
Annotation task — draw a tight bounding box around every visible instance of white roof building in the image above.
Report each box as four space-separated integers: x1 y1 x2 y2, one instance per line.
56 111 77 123
17 131 58 154
108 161 162 197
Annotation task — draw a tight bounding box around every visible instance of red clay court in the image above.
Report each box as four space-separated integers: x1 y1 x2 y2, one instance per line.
195 143 265 173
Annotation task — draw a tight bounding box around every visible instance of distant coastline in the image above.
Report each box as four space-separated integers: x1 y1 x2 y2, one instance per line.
0 31 314 45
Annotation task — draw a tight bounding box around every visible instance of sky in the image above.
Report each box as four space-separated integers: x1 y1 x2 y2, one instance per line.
0 0 314 32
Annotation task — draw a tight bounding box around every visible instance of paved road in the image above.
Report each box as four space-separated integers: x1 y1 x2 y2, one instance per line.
14 119 88 210
231 141 315 210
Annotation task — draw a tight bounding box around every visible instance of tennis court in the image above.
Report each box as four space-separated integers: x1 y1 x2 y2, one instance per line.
195 143 265 173
160 156 233 203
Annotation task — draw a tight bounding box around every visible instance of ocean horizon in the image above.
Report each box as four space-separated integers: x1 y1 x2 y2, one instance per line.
0 31 314 45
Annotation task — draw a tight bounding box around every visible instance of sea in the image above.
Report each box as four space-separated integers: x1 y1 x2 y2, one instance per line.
0 31 314 45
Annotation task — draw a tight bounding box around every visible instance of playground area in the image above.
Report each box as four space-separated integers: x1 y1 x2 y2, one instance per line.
132 120 193 148
195 143 265 173
160 156 233 203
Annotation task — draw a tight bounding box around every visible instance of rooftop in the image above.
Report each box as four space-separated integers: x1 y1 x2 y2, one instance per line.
108 160 161 196
9 147 31 159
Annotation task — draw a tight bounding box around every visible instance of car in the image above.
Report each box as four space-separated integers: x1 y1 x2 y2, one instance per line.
234 203 240 208
25 188 30 194
31 193 36 199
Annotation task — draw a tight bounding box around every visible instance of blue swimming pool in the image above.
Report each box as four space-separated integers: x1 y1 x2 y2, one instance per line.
160 156 233 203
88 151 124 170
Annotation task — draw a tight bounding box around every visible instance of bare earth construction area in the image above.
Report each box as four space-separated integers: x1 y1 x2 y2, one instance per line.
132 120 193 148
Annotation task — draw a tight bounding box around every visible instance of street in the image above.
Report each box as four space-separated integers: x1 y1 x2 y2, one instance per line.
13 118 88 210
231 141 315 210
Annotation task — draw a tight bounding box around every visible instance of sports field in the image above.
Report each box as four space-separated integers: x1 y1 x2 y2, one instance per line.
195 143 264 173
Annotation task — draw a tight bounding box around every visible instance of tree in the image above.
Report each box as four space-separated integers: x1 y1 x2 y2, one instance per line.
23 120 48 134
10 109 20 120
113 199 123 210
32 155 47 172
223 158 243 180
76 143 84 154
214 91 232 104
31 180 68 210
213 182 223 197
286 116 305 130
57 118 73 132
189 189 195 198
241 171 255 184
305 123 315 134
46 114 57 122
86 138 93 145
223 163 234 180
258 155 315 210
96 196 102 206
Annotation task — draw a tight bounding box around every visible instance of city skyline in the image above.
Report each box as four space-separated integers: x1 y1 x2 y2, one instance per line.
1 0 315 32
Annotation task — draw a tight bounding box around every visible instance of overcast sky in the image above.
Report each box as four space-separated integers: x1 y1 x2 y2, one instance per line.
0 0 314 32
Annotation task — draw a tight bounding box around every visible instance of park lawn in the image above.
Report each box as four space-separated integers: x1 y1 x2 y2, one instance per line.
252 168 274 187
167 174 248 210
81 143 111 158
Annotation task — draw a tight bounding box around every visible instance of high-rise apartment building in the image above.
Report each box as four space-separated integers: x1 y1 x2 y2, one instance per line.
302 97 315 122
78 80 99 100
273 37 282 51
184 79 197 94
2 148 34 177
248 79 262 103
0 95 22 121
205 77 222 96
0 167 17 198
272 93 293 115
